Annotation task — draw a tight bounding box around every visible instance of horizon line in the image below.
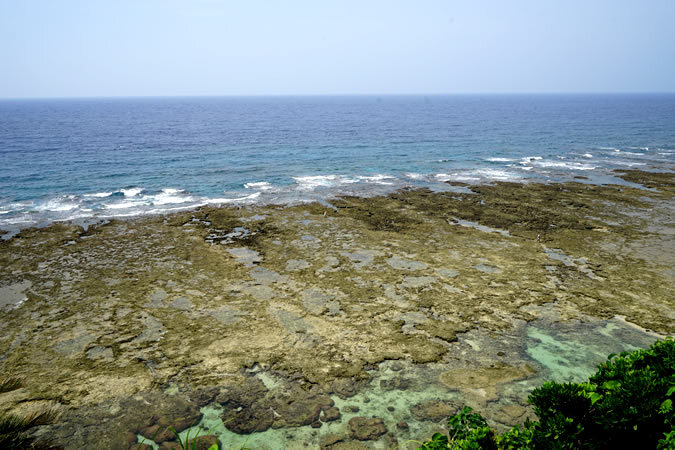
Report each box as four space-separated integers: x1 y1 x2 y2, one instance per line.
2 91 675 101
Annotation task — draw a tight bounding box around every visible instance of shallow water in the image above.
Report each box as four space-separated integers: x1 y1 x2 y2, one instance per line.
137 311 660 449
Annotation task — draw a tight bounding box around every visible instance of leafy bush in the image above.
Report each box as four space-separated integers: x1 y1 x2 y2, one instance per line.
418 337 674 449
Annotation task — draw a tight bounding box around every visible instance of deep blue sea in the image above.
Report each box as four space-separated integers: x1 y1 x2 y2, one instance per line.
1 95 674 234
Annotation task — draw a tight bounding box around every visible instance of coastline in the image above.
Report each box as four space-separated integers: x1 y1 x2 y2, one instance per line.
0 170 672 448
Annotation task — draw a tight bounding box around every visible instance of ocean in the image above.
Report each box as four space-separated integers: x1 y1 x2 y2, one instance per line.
1 94 674 234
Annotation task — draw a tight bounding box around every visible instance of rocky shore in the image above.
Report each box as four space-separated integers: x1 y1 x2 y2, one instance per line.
0 170 672 449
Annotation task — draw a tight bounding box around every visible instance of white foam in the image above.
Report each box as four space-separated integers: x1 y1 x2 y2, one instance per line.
1 216 34 224
84 191 114 198
36 197 79 212
612 161 647 167
153 188 194 205
404 172 425 180
104 200 145 210
474 168 521 180
435 173 480 182
244 182 273 191
486 157 513 162
535 161 596 171
617 151 645 156
121 187 143 197
207 192 261 204
583 153 593 158
357 174 395 185
598 146 620 151
160 188 182 195
293 175 358 191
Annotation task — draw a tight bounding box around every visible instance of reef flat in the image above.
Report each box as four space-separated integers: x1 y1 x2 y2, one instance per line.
0 170 672 449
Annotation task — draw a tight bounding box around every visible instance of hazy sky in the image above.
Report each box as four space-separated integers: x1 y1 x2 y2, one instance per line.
1 0 674 98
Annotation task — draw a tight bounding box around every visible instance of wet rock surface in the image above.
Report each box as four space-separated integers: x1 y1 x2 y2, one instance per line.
348 416 387 440
0 171 672 448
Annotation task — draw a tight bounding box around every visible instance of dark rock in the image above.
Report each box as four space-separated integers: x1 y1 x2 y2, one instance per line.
216 377 268 407
390 361 404 372
411 400 456 421
187 435 220 450
320 433 373 449
129 444 153 450
396 421 409 430
219 378 273 433
124 431 140 449
387 406 395 412
271 384 334 427
134 395 203 442
311 421 323 428
320 406 341 422
319 433 345 448
193 387 220 407
348 416 387 441
379 377 411 391
222 401 273 434
138 424 174 444
343 405 360 413
331 378 359 399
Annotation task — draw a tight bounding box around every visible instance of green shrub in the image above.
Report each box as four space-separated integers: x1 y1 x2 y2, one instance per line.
418 337 674 449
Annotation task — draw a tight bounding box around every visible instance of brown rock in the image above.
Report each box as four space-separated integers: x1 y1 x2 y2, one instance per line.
271 385 334 427
379 377 411 391
331 378 359 399
311 421 323 428
411 400 456 421
193 387 220 407
348 416 387 441
320 406 341 422
220 377 273 433
138 424 174 444
396 421 409 430
222 402 273 434
390 361 404 372
187 435 220 450
136 398 203 441
319 433 346 448
129 444 153 450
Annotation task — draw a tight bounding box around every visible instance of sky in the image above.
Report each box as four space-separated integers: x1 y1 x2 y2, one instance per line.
1 0 674 98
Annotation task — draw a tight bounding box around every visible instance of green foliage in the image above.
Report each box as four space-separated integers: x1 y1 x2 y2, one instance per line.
495 422 534 449
417 407 497 450
418 338 674 450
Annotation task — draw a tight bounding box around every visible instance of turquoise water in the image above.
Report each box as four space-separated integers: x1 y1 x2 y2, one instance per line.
136 317 660 449
1 94 674 233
